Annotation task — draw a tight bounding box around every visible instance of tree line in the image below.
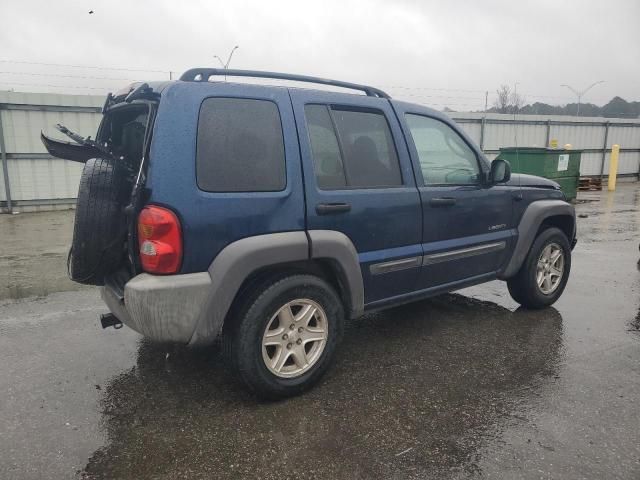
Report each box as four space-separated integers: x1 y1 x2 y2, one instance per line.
487 84 639 118
440 84 640 118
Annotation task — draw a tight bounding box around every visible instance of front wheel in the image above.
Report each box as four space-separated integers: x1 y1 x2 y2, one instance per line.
507 227 572 309
223 274 344 399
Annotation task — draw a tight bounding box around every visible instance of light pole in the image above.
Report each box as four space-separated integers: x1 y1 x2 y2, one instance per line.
214 45 240 69
560 81 604 116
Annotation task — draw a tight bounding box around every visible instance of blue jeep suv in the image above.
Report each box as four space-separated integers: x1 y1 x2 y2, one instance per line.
42 69 576 398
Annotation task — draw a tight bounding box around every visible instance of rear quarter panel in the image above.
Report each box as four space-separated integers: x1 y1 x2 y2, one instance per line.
146 82 305 273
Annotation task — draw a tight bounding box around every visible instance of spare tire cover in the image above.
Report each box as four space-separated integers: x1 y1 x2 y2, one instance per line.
69 157 132 285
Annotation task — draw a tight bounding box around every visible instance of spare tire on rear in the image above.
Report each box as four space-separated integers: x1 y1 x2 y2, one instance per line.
69 157 132 285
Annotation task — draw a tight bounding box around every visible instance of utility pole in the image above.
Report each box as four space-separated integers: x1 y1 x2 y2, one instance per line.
484 91 488 113
560 81 604 116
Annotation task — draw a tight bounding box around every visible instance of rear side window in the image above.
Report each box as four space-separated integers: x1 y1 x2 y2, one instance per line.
197 98 286 192
305 105 402 189
305 105 347 189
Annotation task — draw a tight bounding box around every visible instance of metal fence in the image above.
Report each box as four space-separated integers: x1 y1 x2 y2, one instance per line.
0 91 103 213
450 112 640 178
1 91 639 213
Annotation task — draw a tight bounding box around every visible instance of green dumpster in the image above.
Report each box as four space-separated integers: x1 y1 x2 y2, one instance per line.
496 148 582 201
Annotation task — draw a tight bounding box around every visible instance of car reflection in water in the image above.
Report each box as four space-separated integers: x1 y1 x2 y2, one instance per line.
81 294 563 479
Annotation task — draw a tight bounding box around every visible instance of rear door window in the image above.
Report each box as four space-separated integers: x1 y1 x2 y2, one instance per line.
197 98 286 192
304 105 347 189
305 105 402 189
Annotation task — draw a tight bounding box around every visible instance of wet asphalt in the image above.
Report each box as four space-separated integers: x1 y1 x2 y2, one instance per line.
1 183 640 479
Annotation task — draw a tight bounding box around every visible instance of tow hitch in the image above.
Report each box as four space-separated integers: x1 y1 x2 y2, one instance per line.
100 313 123 329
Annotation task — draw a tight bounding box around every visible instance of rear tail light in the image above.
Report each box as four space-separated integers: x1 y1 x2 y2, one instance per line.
137 205 182 274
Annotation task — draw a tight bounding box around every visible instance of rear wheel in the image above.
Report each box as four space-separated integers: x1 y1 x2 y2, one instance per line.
223 274 344 399
507 227 571 309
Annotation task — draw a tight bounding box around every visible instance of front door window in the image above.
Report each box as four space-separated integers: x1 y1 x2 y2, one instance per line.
404 114 480 186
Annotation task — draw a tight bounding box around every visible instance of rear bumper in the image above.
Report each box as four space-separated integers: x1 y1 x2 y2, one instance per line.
101 272 212 344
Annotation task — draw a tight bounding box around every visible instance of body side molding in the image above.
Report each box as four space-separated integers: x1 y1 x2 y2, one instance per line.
424 241 506 265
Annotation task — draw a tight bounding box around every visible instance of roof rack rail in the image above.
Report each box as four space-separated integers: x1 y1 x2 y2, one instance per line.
179 68 390 99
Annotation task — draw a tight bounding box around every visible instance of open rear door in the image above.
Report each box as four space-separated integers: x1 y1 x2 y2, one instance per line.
40 132 104 163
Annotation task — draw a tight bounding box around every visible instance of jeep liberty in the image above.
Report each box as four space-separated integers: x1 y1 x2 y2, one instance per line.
41 69 576 398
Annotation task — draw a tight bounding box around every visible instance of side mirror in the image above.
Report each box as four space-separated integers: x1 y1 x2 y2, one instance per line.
489 158 511 184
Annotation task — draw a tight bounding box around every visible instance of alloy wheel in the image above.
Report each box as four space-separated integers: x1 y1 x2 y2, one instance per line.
536 242 565 295
261 299 328 378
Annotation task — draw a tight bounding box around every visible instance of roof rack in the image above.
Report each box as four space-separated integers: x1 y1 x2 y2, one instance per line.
179 68 390 99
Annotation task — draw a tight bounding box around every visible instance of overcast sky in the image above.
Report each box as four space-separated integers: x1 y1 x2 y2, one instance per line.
0 0 638 110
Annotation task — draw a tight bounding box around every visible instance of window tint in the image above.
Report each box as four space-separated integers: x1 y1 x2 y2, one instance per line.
405 114 480 185
304 105 402 189
197 98 285 192
305 105 347 189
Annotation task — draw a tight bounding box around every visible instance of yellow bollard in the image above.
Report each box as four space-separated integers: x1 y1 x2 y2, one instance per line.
608 144 620 191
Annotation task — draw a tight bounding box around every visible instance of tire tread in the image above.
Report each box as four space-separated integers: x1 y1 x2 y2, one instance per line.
70 158 131 285
223 273 344 399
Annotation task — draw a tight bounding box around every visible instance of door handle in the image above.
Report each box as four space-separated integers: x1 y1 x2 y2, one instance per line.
429 197 457 207
316 202 351 215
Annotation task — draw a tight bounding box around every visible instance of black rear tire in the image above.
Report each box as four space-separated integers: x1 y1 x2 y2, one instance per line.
70 157 131 285
507 227 571 309
223 274 344 399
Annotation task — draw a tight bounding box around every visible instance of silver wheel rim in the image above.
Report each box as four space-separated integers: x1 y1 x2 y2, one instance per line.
536 242 565 295
262 299 328 378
